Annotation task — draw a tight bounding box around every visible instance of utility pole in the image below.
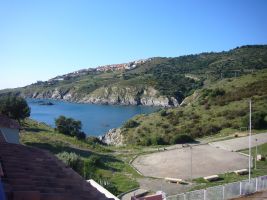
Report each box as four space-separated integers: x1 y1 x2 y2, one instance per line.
190 146 193 181
255 138 258 170
249 99 252 182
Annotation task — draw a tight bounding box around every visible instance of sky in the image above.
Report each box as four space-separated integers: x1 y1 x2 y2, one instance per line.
0 0 267 89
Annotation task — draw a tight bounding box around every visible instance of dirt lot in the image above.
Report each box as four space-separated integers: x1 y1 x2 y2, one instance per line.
210 132 267 151
132 144 248 180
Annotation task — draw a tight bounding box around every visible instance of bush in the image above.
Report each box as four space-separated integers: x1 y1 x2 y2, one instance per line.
83 155 102 179
56 152 82 171
160 110 168 116
202 125 222 135
86 136 104 145
151 135 166 145
76 131 86 140
123 120 139 128
210 88 225 97
55 116 85 139
242 111 267 129
88 155 102 168
171 134 194 144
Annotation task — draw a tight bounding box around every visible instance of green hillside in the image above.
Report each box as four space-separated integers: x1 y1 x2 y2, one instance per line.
120 69 267 145
1 45 267 106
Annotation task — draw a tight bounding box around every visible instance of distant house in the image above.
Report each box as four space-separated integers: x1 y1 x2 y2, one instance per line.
0 114 20 144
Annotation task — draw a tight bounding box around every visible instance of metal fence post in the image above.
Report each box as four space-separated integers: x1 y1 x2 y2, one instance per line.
222 185 225 200
204 190 206 200
183 193 186 200
240 181 242 195
255 177 258 192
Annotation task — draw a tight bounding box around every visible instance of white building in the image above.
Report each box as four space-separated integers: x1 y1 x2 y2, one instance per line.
0 114 20 144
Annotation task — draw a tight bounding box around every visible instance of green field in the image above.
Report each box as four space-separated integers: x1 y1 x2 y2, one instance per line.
20 119 141 196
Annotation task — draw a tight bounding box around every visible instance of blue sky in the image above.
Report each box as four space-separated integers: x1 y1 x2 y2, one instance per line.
0 0 267 89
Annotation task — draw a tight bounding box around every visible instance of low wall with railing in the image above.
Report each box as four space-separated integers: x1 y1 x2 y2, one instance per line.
167 175 267 200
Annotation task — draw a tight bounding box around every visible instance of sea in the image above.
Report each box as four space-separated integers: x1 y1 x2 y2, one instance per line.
27 99 159 136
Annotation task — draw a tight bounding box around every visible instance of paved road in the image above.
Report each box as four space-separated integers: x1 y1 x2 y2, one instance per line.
210 132 267 152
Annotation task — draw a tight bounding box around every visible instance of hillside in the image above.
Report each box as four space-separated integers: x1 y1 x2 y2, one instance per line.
1 45 267 107
118 69 267 145
20 119 140 195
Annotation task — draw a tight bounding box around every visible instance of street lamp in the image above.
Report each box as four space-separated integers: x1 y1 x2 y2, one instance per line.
189 145 193 181
255 138 258 170
249 99 252 182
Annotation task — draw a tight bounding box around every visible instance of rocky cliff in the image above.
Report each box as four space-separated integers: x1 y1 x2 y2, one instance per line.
19 86 179 107
99 128 124 146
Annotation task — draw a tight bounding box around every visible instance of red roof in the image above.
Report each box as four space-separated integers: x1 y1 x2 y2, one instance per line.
0 114 20 129
0 142 114 200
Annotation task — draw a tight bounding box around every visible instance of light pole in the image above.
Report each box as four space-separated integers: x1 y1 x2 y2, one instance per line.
255 138 258 170
249 99 252 182
190 145 193 181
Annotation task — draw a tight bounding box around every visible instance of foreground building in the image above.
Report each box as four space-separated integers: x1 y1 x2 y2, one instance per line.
0 115 115 200
0 114 20 144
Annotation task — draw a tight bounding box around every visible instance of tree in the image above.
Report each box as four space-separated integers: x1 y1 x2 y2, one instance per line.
0 95 30 122
242 111 267 129
171 134 194 144
55 116 86 139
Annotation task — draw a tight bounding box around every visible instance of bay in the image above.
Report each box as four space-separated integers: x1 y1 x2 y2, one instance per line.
27 99 159 136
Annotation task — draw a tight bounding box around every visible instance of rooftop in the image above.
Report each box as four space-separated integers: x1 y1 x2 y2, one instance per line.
0 142 114 200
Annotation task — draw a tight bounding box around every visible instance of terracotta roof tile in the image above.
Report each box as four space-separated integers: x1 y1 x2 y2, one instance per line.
0 143 114 200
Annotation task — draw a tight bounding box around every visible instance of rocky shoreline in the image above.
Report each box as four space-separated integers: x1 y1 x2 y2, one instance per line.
21 86 180 107
99 128 124 146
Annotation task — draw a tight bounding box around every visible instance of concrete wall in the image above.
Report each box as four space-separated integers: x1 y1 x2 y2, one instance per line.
0 127 20 144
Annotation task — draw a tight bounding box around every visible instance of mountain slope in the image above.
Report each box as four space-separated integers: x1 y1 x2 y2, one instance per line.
1 45 267 107
118 69 267 145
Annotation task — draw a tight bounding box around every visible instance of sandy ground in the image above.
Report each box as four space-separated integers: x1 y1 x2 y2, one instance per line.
210 132 267 152
132 144 248 180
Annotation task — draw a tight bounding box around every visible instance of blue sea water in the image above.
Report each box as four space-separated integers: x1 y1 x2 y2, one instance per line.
27 99 158 136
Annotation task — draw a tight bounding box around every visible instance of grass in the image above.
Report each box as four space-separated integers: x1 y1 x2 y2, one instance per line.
20 119 140 196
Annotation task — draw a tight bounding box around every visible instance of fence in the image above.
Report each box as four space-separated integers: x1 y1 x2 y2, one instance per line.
167 175 267 200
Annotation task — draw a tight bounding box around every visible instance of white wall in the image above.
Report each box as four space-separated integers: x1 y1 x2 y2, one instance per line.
87 179 119 200
0 127 20 144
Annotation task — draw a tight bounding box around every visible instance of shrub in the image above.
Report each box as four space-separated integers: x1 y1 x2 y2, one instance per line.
171 134 194 144
151 135 166 145
202 125 222 135
56 152 82 171
210 88 225 97
76 131 86 140
242 111 267 129
123 120 139 128
88 155 102 168
160 110 168 116
83 155 102 179
55 116 85 140
86 136 104 145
